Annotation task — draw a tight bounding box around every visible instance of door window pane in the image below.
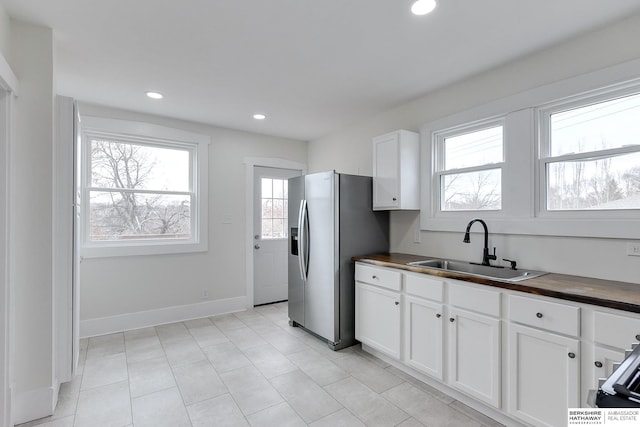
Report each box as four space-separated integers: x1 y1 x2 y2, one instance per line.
261 178 288 239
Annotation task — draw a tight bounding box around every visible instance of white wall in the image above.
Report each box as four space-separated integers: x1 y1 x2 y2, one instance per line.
7 19 57 422
78 104 307 328
0 6 10 59
308 12 640 284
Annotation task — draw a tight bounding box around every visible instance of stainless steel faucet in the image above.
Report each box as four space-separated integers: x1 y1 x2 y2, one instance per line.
463 218 497 266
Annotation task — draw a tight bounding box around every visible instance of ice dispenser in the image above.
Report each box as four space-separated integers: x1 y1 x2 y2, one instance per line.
290 227 298 256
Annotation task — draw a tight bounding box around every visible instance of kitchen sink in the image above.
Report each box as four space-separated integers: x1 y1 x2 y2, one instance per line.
407 259 547 282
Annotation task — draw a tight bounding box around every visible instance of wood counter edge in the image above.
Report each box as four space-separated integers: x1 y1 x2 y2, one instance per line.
352 253 640 314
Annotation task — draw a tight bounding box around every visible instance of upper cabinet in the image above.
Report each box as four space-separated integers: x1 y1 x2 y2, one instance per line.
372 130 420 210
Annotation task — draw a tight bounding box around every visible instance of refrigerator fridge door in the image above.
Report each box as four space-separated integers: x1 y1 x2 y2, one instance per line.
304 171 338 342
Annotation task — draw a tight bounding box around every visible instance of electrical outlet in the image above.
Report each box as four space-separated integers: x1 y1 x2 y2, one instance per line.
628 242 640 257
201 289 209 299
413 229 422 243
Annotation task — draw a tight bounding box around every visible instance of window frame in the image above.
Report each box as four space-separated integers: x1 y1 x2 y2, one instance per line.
259 176 289 240
434 119 506 214
80 116 210 258
537 84 640 219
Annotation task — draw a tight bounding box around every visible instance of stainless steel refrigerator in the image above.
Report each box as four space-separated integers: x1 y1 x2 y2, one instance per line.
288 171 389 350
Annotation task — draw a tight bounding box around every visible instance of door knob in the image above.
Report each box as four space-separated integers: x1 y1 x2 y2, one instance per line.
254 244 260 249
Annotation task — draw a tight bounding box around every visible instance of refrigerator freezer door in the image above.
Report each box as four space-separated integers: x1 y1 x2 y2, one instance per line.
304 171 338 342
287 176 305 325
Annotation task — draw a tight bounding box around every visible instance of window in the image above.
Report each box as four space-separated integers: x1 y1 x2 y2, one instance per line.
420 59 640 238
435 122 504 211
540 90 640 212
260 177 288 239
81 117 209 257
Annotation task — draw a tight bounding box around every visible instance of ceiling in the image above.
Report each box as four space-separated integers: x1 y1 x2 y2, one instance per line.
4 1 640 141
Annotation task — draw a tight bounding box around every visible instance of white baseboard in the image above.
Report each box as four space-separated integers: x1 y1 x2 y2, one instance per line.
80 296 248 338
12 385 55 425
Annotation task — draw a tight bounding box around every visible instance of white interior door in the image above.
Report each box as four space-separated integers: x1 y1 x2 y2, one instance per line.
253 166 301 306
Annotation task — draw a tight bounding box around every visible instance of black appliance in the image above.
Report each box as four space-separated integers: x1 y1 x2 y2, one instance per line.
596 343 640 407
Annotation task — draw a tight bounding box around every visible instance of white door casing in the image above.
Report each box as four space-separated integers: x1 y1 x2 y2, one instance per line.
0 52 18 427
253 166 301 305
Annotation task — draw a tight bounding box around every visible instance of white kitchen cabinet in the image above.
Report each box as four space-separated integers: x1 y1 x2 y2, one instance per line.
592 345 625 386
508 323 580 427
404 295 444 379
372 130 419 210
355 282 401 359
355 264 402 360
593 310 640 350
585 310 640 396
448 306 501 408
355 261 637 427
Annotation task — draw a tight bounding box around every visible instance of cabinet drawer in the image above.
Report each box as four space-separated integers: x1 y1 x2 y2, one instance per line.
448 281 500 317
508 295 580 337
594 311 640 349
405 273 444 302
355 263 401 291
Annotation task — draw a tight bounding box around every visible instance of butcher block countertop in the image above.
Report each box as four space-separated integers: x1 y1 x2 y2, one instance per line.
353 253 640 314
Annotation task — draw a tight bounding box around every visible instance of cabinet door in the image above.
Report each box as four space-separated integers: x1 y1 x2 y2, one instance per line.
448 308 501 408
591 345 625 390
372 133 399 209
404 296 444 380
508 323 580 427
355 282 401 359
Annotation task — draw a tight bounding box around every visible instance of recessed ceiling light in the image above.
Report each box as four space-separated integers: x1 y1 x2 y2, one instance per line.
146 91 163 99
253 113 266 120
411 0 437 15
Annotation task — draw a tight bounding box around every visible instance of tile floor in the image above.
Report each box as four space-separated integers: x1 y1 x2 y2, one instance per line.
19 302 505 427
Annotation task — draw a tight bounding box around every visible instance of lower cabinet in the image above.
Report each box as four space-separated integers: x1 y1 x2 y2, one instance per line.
592 345 625 387
355 262 638 427
355 282 401 359
508 323 580 427
404 295 444 380
449 307 501 408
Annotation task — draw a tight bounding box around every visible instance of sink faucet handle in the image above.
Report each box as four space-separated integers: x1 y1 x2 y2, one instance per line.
488 247 497 261
503 258 517 270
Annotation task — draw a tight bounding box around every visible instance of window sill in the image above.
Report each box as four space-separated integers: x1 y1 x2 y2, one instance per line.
81 240 208 258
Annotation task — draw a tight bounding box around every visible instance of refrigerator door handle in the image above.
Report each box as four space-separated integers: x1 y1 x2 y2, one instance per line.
297 199 308 281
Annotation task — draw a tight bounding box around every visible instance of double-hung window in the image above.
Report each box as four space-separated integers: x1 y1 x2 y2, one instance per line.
81 117 209 257
435 121 504 212
539 88 640 214
422 61 640 238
